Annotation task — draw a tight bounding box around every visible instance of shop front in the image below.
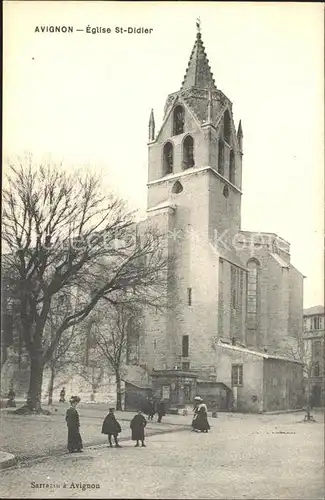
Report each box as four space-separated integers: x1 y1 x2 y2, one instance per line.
151 370 198 411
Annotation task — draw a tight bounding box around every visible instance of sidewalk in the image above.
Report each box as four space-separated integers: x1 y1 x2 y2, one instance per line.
0 404 191 464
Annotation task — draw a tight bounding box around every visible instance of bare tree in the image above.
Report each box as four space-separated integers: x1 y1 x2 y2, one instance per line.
91 301 140 410
77 364 106 403
45 326 82 406
73 317 107 402
2 155 168 412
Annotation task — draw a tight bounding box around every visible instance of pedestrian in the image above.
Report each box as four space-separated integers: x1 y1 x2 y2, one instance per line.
102 408 122 448
65 396 83 453
192 396 210 433
157 399 166 423
59 387 66 403
6 387 16 408
130 409 147 447
147 397 156 421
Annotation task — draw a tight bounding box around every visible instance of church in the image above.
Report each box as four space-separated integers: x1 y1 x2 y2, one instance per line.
1 27 305 413
125 27 304 413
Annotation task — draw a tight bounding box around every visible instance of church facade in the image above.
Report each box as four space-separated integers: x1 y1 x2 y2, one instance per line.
128 29 304 413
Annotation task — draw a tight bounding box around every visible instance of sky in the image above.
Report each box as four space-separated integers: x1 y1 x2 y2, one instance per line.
3 1 324 308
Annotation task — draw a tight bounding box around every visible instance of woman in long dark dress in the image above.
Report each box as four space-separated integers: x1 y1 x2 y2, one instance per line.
102 408 122 447
65 396 83 453
192 397 210 433
130 409 147 447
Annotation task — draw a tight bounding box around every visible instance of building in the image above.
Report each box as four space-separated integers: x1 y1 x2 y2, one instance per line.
303 306 325 407
127 27 304 413
1 27 305 413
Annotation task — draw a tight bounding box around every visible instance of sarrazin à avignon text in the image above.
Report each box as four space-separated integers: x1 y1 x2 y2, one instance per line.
35 26 153 34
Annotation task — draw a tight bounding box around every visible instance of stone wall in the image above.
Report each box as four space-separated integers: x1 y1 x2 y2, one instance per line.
214 345 264 412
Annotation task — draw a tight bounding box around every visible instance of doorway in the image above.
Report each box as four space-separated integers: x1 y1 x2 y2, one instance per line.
311 385 321 407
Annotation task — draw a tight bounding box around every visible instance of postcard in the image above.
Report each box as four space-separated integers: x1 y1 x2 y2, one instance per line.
1 2 324 499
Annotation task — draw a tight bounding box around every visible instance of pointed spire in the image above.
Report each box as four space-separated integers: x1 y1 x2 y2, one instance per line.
237 120 243 138
181 25 216 90
148 108 155 141
237 120 243 151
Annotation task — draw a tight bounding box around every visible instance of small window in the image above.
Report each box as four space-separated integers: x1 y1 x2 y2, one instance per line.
224 110 231 144
182 362 190 371
229 150 235 184
218 140 224 176
313 317 321 330
172 180 183 194
312 340 321 358
182 335 189 357
223 185 229 198
187 287 192 306
153 340 157 350
313 362 320 377
231 364 243 387
173 105 185 135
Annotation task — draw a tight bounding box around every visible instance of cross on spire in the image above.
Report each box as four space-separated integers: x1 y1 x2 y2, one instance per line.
196 17 201 34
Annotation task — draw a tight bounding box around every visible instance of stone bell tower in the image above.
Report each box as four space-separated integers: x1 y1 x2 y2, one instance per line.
139 25 246 402
147 28 244 245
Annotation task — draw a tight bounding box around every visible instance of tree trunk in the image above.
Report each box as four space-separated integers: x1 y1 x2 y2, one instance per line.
305 376 312 420
26 356 44 411
116 370 122 411
91 367 96 402
48 366 55 406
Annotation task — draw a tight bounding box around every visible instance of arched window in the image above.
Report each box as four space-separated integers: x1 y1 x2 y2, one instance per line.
173 105 185 135
163 142 173 175
224 110 231 144
218 140 224 176
229 149 235 184
183 135 194 169
247 259 260 331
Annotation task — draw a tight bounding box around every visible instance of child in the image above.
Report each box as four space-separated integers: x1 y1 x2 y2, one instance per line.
101 408 122 448
130 409 147 447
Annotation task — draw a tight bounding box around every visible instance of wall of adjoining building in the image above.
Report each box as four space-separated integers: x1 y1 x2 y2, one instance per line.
263 359 303 411
288 265 304 340
214 345 264 412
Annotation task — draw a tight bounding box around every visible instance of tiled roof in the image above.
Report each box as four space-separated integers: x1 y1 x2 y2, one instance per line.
217 341 302 363
303 305 325 316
